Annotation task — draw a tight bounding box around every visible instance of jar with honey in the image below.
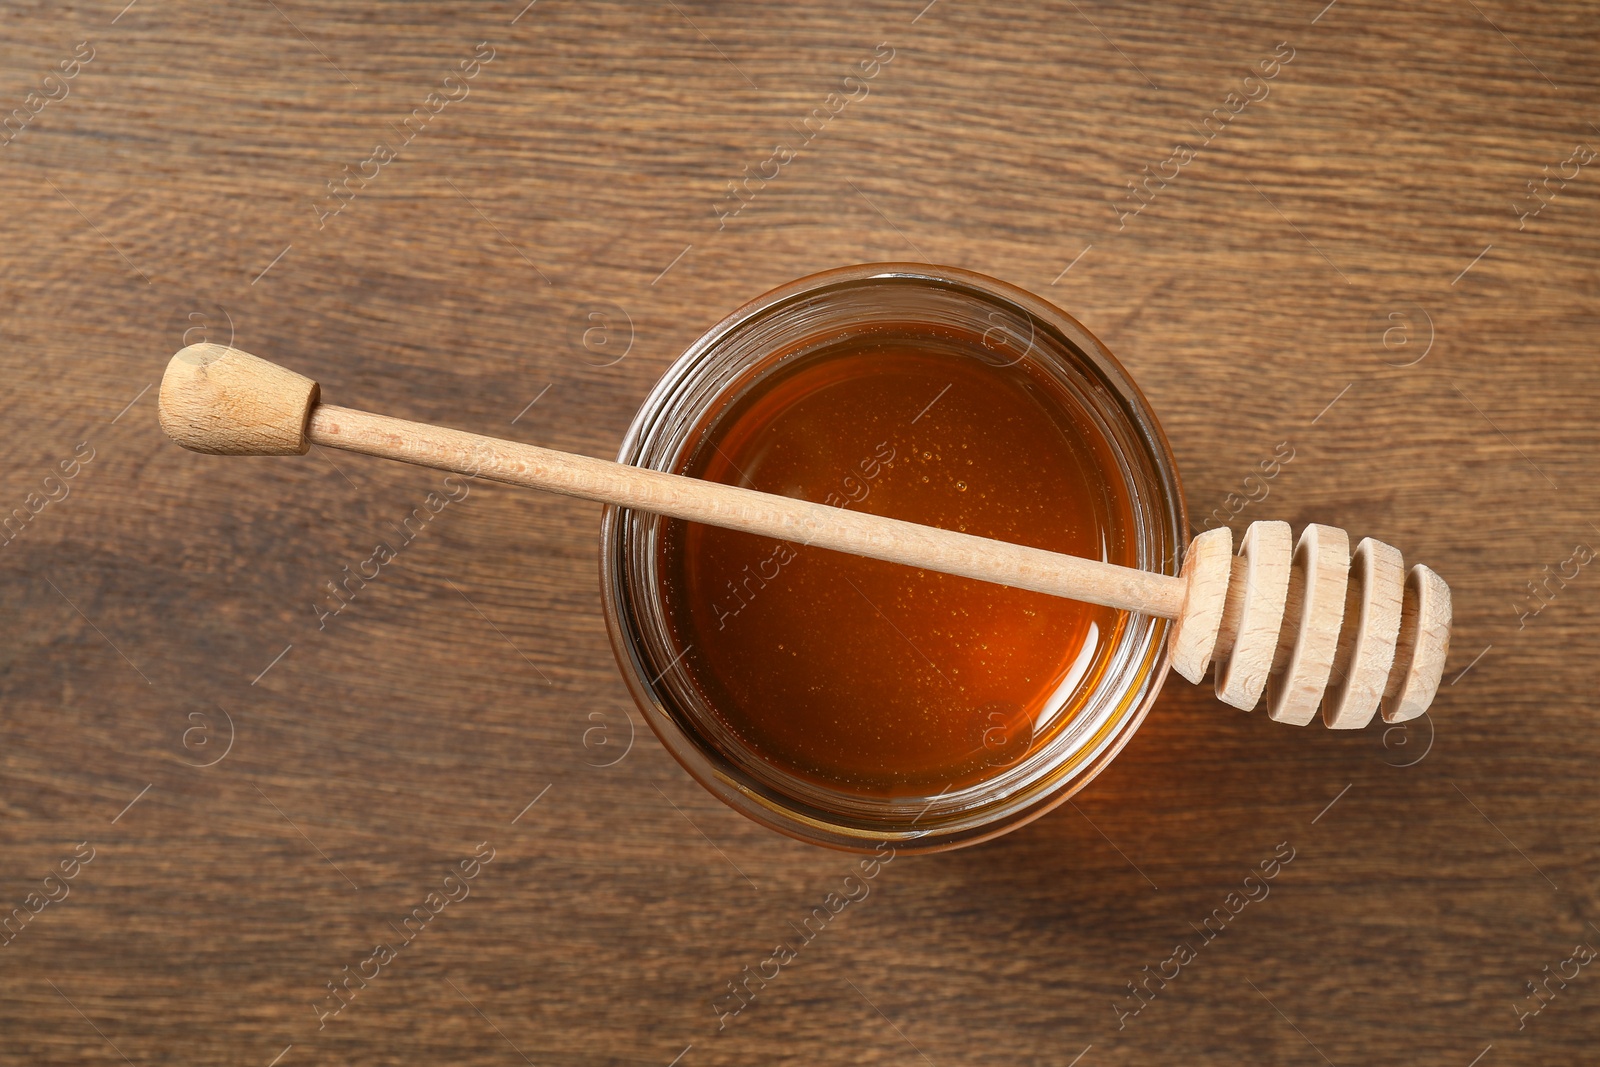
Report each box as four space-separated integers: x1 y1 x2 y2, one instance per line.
601 264 1185 852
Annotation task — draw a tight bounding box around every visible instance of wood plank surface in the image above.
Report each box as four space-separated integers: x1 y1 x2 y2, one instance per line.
2 1 1597 1064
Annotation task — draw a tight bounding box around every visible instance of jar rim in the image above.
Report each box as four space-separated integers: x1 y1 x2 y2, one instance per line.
600 263 1187 852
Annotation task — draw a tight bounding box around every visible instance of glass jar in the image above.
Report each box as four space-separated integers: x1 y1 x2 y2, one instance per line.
600 264 1186 852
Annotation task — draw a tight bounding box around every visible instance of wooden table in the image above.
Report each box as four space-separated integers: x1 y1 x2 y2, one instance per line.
3 1 1596 1063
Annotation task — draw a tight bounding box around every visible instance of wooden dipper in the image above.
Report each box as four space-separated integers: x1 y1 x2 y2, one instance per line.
158 343 1453 729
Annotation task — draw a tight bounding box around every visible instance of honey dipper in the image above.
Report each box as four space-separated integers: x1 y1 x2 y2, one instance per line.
159 343 1452 729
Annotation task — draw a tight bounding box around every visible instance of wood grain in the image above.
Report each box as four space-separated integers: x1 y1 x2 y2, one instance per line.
2 1 1597 1064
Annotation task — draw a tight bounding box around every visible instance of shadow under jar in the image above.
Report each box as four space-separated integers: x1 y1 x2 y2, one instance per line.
601 264 1186 852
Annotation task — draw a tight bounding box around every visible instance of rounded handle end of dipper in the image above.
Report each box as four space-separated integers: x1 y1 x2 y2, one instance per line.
158 343 319 456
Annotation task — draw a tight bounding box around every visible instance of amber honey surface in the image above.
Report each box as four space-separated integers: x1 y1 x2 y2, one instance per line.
658 326 1137 797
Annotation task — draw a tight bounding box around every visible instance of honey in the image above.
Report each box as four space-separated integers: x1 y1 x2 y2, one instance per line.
658 324 1139 798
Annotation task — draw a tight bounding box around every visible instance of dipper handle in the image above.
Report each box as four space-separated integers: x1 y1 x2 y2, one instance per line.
157 344 1453 729
157 344 1186 617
